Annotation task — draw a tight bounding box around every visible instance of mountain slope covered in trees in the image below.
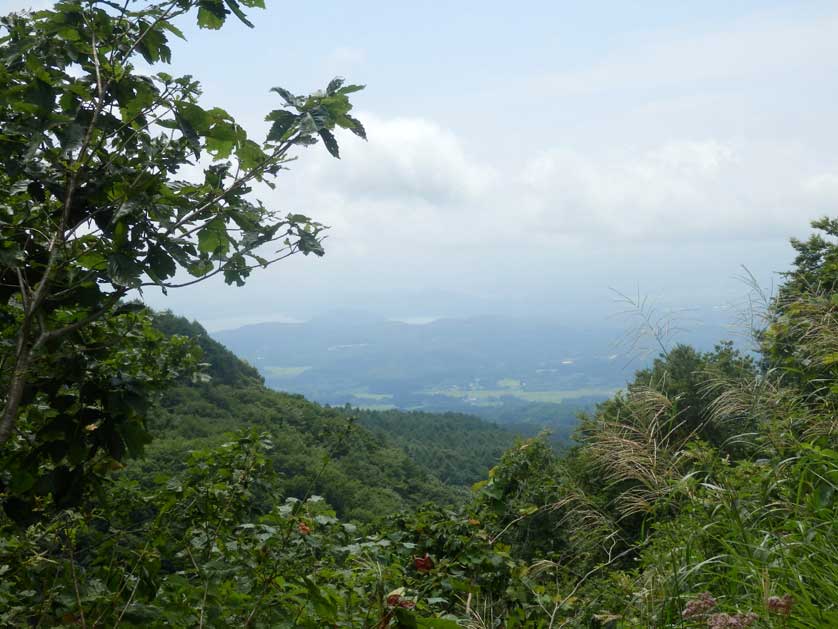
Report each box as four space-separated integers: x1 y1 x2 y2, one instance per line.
137 312 516 521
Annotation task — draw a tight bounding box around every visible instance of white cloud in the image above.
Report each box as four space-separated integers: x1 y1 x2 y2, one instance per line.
279 117 826 255
299 115 493 206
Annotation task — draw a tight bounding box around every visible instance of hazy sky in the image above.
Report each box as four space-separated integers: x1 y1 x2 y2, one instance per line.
5 0 837 330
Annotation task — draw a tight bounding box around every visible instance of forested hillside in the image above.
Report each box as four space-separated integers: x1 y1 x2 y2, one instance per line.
132 312 514 520
349 408 516 486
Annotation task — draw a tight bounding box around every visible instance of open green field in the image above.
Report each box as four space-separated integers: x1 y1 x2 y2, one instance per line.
424 386 619 404
263 366 311 378
351 392 394 401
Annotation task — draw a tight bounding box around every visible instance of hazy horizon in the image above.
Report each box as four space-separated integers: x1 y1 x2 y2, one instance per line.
4 0 830 329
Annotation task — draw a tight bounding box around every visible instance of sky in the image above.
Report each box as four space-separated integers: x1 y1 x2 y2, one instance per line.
4 0 838 331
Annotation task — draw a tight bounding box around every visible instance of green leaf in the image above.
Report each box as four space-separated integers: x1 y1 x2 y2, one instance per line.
136 23 171 64
56 27 80 41
286 213 312 223
118 420 152 458
320 94 352 119
236 139 266 170
822 352 838 366
271 86 299 107
416 619 461 629
178 102 211 134
266 110 297 142
207 120 238 158
207 137 235 158
395 609 418 629
175 109 202 158
160 21 186 40
8 471 35 494
77 251 108 271
146 246 177 281
113 220 129 244
318 128 340 158
223 0 254 28
344 114 367 140
338 84 365 95
326 77 345 95
187 259 214 277
197 218 229 254
107 253 142 287
197 0 228 29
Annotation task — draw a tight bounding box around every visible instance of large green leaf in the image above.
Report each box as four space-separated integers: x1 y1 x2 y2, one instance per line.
266 109 298 142
107 253 142 287
197 218 229 255
197 0 228 29
318 128 340 159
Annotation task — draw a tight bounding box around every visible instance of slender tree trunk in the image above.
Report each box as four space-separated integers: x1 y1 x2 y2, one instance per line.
0 337 33 444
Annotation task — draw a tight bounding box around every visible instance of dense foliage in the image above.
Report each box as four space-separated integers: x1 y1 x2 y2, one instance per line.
138 312 473 521
349 408 516 486
2 220 837 627
0 0 364 498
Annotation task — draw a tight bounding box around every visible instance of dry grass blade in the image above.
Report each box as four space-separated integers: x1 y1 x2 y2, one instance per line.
587 386 695 518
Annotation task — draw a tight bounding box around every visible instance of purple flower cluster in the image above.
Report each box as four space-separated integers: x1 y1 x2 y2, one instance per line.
766 594 794 616
683 592 718 619
706 612 758 628
682 592 760 627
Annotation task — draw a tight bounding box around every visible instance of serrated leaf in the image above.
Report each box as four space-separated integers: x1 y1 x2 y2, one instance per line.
107 253 142 287
326 77 345 95
160 21 186 40
320 94 352 120
271 86 298 107
197 218 229 254
344 114 367 140
206 137 234 158
266 110 297 142
187 258 214 277
77 251 107 271
318 128 339 158
178 102 210 134
237 139 266 170
145 246 177 281
223 0 254 28
338 84 365 95
197 0 227 29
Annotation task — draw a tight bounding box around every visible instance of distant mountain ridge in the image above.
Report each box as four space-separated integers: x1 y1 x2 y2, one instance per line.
212 311 733 429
